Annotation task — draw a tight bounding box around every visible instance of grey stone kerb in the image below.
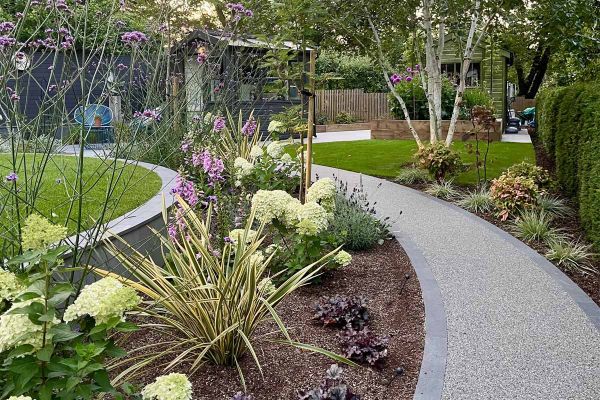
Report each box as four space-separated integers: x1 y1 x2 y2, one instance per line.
63 159 178 272
313 164 600 400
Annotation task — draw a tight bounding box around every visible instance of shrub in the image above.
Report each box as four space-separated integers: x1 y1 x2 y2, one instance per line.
339 328 389 367
506 162 551 189
415 142 462 182
334 112 359 124
329 181 390 251
546 239 596 273
298 364 361 400
537 83 600 250
395 168 431 184
389 76 456 120
316 50 386 92
490 173 539 220
100 201 347 383
536 195 572 218
314 296 369 331
424 180 458 200
460 88 495 118
457 188 494 214
512 210 560 242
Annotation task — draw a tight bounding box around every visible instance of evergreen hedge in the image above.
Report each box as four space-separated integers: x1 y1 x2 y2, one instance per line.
537 82 600 249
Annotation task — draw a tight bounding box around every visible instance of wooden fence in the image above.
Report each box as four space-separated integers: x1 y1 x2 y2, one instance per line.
512 96 536 113
316 89 390 123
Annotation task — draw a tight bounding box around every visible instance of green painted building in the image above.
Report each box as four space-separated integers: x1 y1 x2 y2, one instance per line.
440 36 512 125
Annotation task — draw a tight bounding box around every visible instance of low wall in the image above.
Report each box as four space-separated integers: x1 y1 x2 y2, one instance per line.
371 119 502 141
63 160 177 280
316 122 371 133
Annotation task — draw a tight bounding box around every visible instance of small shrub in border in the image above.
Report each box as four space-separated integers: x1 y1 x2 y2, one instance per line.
546 239 596 274
338 328 389 368
415 142 462 182
536 195 572 218
395 168 431 185
298 364 361 400
424 180 458 200
512 210 560 242
457 188 494 214
490 173 540 220
506 162 552 188
314 295 369 331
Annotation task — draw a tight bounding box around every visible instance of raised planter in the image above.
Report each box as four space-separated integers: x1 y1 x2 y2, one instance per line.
63 160 177 275
371 119 502 142
316 122 371 133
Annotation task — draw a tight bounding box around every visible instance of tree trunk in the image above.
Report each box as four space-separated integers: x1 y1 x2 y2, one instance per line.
446 0 481 146
516 45 552 99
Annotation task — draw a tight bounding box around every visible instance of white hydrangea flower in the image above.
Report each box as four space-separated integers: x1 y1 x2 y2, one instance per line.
280 153 293 163
63 277 140 324
267 120 284 133
234 157 254 178
290 202 330 236
306 178 337 213
228 229 258 244
333 250 352 267
251 190 294 223
249 252 265 266
21 214 68 250
258 278 277 295
8 396 35 400
266 141 285 159
0 300 58 354
0 269 23 302
141 373 192 400
249 145 263 159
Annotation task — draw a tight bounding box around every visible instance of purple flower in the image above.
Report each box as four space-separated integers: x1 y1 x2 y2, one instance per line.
15 13 24 19
0 22 15 33
213 116 226 132
119 0 126 10
244 9 254 17
241 117 257 136
134 108 161 121
207 195 218 203
5 172 17 182
117 63 128 70
0 35 16 50
406 67 412 73
167 223 178 240
390 73 402 85
414 64 421 71
121 31 148 45
224 236 233 243
405 76 413 82
115 20 126 29
181 141 191 153
171 175 199 207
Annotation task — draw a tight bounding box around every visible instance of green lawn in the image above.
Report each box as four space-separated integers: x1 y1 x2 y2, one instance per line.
0 154 162 241
309 140 536 185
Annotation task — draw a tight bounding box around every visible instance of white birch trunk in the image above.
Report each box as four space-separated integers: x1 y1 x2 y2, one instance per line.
367 14 424 148
422 0 443 142
446 0 482 146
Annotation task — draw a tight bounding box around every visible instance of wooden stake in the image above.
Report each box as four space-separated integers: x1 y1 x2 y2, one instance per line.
305 49 316 194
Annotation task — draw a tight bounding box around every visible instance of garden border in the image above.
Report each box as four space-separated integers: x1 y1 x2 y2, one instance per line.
63 159 178 268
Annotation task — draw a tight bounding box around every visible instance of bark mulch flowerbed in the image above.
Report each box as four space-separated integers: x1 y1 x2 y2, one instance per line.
120 239 425 399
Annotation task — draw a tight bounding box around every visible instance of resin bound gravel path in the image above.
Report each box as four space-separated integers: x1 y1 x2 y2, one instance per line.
313 165 600 400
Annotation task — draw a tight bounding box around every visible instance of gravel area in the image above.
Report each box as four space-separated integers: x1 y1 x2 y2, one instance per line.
314 165 600 399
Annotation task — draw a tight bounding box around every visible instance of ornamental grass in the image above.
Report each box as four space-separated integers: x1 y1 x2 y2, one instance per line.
94 198 351 387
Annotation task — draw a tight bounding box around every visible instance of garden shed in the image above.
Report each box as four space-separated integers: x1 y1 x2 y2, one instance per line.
440 35 513 123
173 30 312 135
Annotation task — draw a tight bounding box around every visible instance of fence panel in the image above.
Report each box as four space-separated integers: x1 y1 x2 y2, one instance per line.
316 89 390 122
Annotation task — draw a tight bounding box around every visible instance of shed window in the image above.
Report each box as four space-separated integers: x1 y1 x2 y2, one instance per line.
441 62 480 87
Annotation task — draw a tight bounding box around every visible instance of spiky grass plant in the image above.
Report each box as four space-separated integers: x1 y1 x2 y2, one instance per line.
456 188 494 213
95 199 352 387
512 210 561 242
546 239 596 274
424 180 459 200
395 168 431 185
536 195 572 218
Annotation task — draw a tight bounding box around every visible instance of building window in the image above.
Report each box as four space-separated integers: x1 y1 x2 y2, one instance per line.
441 62 480 87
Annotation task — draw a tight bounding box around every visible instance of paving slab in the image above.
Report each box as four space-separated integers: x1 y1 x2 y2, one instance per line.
313 165 600 400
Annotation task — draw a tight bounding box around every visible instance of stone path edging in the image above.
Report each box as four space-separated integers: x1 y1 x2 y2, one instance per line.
313 164 600 400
